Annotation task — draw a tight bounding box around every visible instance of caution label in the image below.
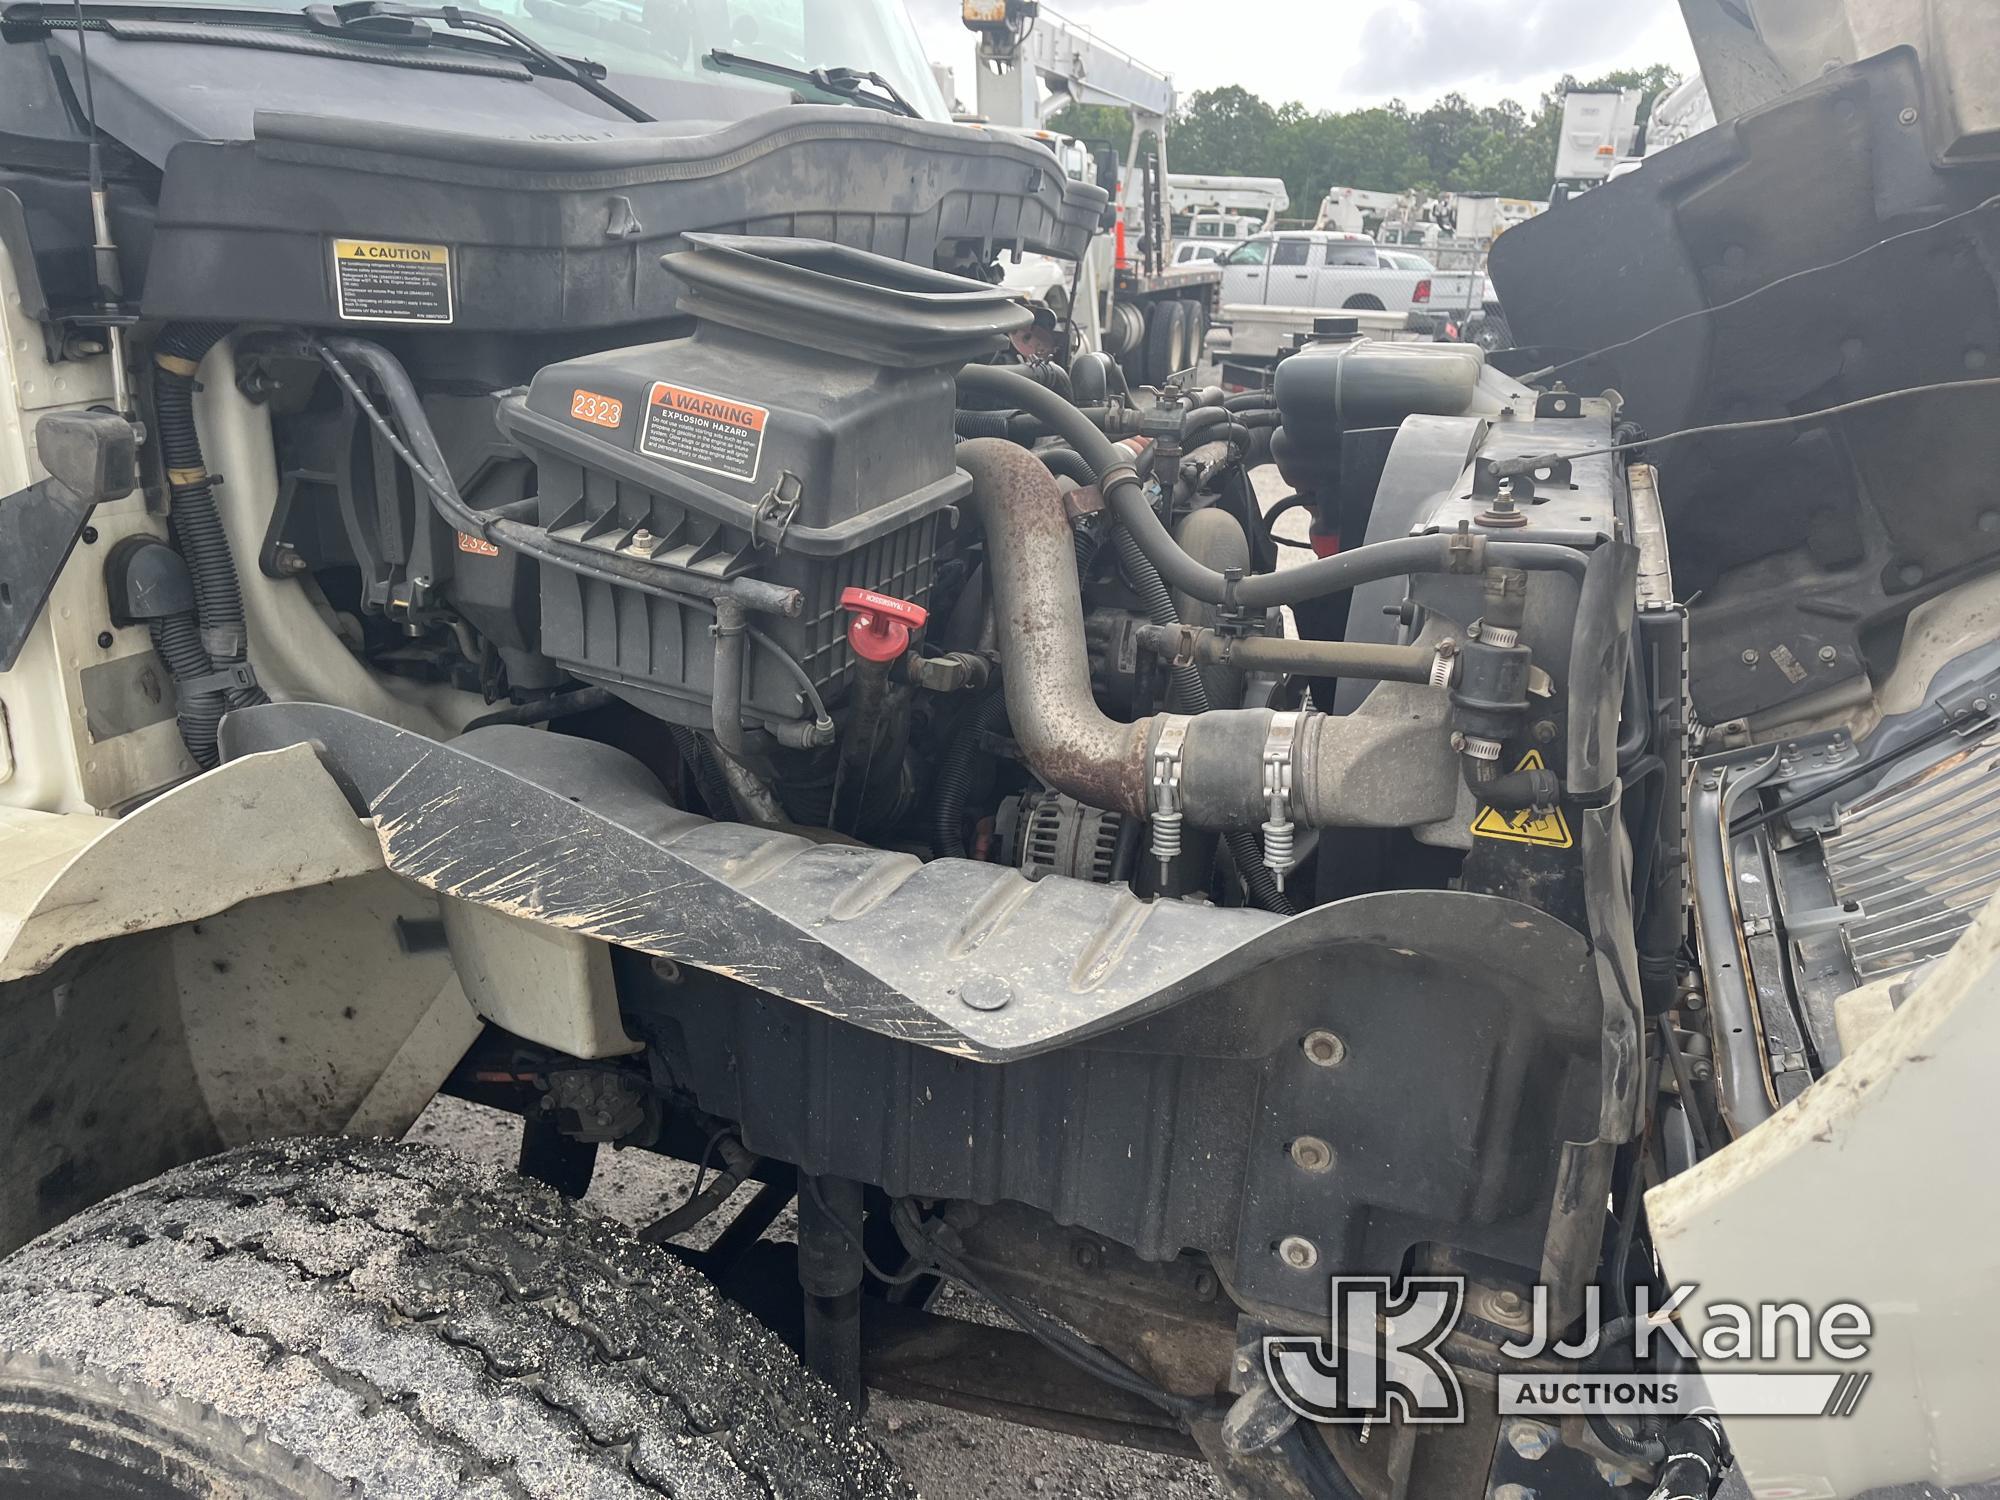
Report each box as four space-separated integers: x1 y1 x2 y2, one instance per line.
332 238 453 324
640 381 768 482
1470 750 1573 849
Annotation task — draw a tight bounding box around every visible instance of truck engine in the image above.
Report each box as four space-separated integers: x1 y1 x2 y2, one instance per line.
3 8 1997 1494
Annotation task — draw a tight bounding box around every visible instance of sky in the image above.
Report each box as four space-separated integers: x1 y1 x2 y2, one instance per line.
908 0 1700 116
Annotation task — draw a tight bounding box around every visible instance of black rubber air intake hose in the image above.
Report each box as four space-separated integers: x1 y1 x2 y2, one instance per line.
153 322 266 712
957 363 1588 608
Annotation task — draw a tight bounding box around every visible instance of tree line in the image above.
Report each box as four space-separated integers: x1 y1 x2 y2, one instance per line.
1049 65 1680 214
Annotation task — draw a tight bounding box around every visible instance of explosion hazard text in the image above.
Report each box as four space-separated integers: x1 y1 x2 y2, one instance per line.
640 381 770 482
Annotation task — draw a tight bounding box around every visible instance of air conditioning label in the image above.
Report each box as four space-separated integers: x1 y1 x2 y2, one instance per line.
640 382 768 482
332 238 453 324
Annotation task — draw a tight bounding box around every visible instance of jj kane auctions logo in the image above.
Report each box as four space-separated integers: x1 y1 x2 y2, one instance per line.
1265 1279 1873 1424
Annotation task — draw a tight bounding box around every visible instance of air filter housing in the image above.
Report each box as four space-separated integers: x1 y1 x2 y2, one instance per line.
497 234 1030 733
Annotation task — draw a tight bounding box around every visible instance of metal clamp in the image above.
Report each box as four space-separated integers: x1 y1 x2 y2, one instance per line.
1149 714 1193 878
1261 711 1303 891
750 470 804 550
1429 638 1459 690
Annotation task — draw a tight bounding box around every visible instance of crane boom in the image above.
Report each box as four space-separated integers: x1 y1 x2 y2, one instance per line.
962 1 1174 130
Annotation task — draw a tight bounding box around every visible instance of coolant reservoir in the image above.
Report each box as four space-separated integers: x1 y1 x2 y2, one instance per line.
1270 337 1487 496
1273 337 1486 431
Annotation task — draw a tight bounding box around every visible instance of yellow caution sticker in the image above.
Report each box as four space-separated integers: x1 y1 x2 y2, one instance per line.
332 238 453 324
1470 750 1573 849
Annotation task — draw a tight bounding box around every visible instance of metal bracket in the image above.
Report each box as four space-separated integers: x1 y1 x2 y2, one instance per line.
1472 454 1573 500
750 470 804 550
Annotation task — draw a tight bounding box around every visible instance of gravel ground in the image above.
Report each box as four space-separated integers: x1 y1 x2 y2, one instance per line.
407 1096 1228 1500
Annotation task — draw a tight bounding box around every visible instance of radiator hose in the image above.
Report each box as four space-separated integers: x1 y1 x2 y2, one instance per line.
957 363 1587 607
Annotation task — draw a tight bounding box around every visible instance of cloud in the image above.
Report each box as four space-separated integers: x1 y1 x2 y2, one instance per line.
905 0 1695 114
1338 0 1670 96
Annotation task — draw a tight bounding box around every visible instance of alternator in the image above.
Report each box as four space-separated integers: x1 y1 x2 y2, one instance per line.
999 791 1128 883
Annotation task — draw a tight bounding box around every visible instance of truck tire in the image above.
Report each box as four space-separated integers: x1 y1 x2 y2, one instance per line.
1178 298 1210 370
1341 294 1385 312
1463 313 1514 352
1143 299 1190 386
0 1138 909 1500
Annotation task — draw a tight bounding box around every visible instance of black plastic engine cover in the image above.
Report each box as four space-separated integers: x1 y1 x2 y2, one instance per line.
132 105 1101 332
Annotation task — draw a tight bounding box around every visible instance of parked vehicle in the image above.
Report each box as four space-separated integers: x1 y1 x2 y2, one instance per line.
1175 240 1228 266
1217 230 1478 319
964 3 1219 385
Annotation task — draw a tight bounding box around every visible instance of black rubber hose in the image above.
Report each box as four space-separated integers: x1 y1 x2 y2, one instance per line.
1116 529 1209 715
153 322 267 713
1035 446 1098 486
953 408 1012 440
1181 406 1234 441
148 611 225 770
302 335 801 619
1074 523 1099 578
668 724 740 821
1224 391 1277 412
1021 360 1075 403
957 363 1587 608
1114 527 1294 917
932 693 1010 859
462 686 614 732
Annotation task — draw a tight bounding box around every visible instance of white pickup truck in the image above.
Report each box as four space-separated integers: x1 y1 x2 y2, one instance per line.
1216 230 1479 320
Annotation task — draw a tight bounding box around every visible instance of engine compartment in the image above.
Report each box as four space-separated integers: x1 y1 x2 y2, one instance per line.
7 32 2000 1494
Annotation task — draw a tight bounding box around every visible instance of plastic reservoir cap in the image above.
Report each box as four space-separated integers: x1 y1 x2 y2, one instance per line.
839 587 928 663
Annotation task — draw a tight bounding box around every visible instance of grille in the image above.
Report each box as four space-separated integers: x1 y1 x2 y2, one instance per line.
1823 729 2000 981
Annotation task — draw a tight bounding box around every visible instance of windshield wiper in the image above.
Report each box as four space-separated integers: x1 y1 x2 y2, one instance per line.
304 0 652 122
703 49 916 117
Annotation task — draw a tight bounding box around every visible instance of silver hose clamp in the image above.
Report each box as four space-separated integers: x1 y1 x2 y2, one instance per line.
1150 715 1193 877
1261 711 1303 891
1429 637 1459 690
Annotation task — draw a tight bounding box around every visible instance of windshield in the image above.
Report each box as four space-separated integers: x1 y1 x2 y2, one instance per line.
164 0 951 119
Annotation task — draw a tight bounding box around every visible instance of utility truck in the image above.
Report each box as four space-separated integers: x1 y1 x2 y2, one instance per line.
963 0 1220 383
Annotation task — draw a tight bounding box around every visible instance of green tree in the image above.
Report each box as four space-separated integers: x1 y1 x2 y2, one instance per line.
1053 66 1683 215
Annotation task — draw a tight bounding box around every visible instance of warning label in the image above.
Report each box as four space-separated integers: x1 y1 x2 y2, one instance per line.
332 239 453 324
640 382 768 482
1470 750 1574 849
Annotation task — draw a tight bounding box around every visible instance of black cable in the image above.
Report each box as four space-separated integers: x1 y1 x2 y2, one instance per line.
1525 195 2000 383
799 1175 933 1287
308 336 799 619
1515 375 2000 473
462 686 613 732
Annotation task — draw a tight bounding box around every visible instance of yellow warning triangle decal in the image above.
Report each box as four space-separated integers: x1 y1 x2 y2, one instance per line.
1470 750 1574 849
